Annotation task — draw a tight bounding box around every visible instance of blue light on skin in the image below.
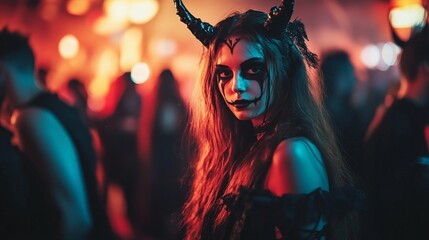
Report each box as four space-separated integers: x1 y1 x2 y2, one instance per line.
215 37 272 127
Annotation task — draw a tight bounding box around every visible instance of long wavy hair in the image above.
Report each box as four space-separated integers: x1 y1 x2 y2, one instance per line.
182 10 353 239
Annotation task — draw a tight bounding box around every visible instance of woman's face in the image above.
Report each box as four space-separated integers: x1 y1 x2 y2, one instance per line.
215 37 271 126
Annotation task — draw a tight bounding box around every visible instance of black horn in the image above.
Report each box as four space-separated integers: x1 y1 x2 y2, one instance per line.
264 0 295 39
174 0 216 47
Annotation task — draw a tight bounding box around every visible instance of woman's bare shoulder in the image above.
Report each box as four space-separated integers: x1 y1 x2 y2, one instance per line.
266 137 329 195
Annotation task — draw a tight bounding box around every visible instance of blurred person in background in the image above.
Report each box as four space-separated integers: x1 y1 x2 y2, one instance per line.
146 69 188 239
0 43 31 240
37 67 49 89
66 78 89 123
95 72 143 238
321 50 367 180
363 22 429 239
0 27 114 240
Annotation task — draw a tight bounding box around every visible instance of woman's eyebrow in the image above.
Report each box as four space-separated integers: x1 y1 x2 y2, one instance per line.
215 64 230 69
240 57 264 68
215 57 263 69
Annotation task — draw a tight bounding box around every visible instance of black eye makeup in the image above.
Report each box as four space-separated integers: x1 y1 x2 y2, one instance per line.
240 58 266 81
215 58 266 84
215 66 233 83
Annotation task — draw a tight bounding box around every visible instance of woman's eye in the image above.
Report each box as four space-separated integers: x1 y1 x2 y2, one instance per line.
243 63 265 77
217 69 233 81
246 66 262 75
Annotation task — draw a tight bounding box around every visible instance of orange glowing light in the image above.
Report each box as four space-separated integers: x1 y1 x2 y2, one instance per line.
59 34 79 59
389 4 426 28
171 54 200 83
88 48 119 101
391 0 422 7
128 0 159 24
40 0 60 21
120 28 143 71
93 16 128 35
96 48 119 82
103 0 159 25
67 0 91 16
151 38 177 57
104 0 129 24
88 96 106 112
89 77 110 99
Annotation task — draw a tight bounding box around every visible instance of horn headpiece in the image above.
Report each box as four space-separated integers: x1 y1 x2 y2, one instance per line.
173 0 318 67
264 0 295 39
173 0 216 47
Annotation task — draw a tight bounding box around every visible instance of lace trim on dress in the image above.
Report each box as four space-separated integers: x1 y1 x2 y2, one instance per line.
220 186 364 240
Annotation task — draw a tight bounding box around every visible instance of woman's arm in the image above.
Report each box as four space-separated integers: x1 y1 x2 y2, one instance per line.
265 137 329 238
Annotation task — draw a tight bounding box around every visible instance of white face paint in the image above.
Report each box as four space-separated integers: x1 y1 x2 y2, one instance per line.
215 37 271 126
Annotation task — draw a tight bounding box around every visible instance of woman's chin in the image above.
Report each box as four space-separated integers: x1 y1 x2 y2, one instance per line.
233 112 252 121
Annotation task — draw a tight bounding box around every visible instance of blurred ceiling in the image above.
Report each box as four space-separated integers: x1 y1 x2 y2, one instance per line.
0 0 424 108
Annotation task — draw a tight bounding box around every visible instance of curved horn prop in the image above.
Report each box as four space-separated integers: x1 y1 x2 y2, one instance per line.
174 0 216 47
264 0 295 39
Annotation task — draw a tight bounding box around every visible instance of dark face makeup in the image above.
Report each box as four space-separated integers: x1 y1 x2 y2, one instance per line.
215 37 271 126
216 57 267 108
223 38 241 54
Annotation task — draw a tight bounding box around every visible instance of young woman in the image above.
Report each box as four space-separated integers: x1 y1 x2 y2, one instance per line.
174 0 361 239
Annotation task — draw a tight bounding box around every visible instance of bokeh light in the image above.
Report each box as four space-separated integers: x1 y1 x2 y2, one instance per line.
88 47 119 102
361 44 380 69
120 28 143 71
104 0 129 24
131 62 150 84
381 42 401 66
66 0 91 16
128 0 159 24
103 0 159 25
153 38 177 57
93 16 128 35
389 4 426 28
59 34 80 59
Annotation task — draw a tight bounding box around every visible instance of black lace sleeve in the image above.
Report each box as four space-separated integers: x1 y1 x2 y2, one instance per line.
221 187 364 240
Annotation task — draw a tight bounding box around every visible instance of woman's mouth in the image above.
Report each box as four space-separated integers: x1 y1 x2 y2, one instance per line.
229 99 253 109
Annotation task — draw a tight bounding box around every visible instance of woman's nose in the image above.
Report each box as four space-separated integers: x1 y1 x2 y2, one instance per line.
231 74 246 93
